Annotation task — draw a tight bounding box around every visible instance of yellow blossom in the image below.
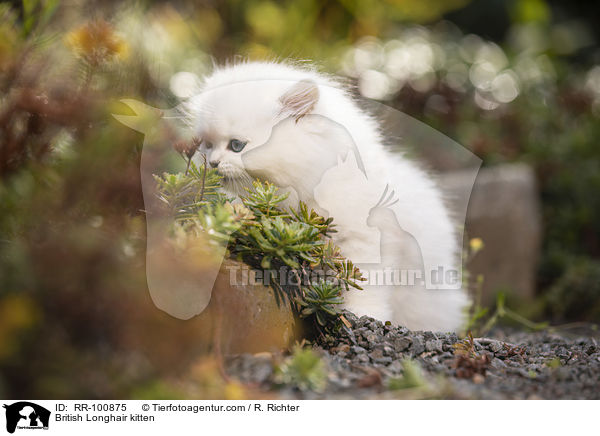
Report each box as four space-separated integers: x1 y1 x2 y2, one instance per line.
0 9 18 72
0 294 39 360
65 19 128 66
224 381 248 400
469 237 484 253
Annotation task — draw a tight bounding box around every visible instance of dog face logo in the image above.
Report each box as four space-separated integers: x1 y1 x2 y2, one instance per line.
3 402 50 434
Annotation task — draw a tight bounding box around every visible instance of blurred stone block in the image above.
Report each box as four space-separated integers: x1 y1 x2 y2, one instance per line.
440 163 542 304
125 259 300 371
210 259 301 354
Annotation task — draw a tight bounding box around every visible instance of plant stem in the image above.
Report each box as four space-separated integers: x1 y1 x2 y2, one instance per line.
198 154 207 202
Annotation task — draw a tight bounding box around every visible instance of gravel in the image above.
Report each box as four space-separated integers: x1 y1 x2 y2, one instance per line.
225 312 600 399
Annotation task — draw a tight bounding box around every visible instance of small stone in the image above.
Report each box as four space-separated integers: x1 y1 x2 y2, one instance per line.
356 327 368 337
472 374 485 384
423 331 436 340
369 349 384 360
388 360 404 373
489 341 503 353
368 321 382 330
336 344 351 353
356 368 383 388
394 337 411 351
425 339 443 353
343 312 359 326
439 352 453 362
366 334 379 343
352 346 367 354
373 356 393 365
357 316 371 328
253 364 273 384
491 358 507 370
411 337 425 355
357 354 369 363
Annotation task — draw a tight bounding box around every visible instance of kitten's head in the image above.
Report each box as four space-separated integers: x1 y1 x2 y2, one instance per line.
188 63 321 195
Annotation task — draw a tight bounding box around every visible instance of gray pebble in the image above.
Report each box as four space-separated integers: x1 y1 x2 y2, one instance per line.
425 339 444 353
411 337 425 355
352 346 367 354
394 337 412 351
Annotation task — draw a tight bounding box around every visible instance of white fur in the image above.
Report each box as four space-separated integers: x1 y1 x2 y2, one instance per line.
188 61 469 332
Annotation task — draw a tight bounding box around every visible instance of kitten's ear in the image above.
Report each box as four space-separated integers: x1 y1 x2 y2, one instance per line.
279 79 319 122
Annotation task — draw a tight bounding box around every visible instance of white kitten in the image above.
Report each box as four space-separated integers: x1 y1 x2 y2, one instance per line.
188 61 469 332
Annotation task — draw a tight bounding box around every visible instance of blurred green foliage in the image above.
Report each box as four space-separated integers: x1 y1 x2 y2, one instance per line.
387 359 427 391
274 345 327 392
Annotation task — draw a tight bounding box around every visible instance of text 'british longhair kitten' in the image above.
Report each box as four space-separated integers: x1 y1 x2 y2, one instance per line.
188 61 469 332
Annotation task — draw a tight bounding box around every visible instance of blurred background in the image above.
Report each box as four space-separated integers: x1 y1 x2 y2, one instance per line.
1 0 599 398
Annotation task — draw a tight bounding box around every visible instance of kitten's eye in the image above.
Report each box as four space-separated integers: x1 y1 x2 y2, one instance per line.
228 139 247 153
204 141 213 149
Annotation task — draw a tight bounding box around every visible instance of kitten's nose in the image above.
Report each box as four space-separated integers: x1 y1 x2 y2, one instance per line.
209 160 220 168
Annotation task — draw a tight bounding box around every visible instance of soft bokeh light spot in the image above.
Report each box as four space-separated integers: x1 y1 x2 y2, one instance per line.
491 70 520 103
359 69 390 100
469 61 497 91
445 62 468 90
585 66 600 95
474 42 508 72
409 69 436 93
474 91 500 110
353 37 385 72
459 34 484 63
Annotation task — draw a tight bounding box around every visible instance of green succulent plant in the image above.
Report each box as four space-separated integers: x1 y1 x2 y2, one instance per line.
291 201 336 236
297 280 344 327
241 180 289 218
275 346 327 392
235 216 322 269
154 160 224 220
154 161 365 329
